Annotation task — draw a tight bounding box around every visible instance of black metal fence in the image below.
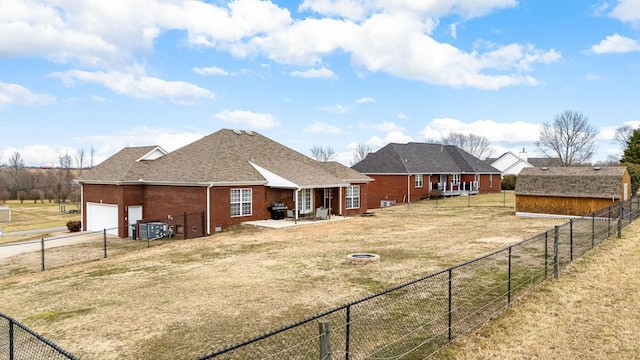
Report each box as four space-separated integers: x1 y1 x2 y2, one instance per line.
0 313 77 360
199 197 640 360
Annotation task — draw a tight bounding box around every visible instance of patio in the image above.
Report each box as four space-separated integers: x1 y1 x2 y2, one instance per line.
243 215 349 229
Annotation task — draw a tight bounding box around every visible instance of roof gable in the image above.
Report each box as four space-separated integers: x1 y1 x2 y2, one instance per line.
515 166 628 199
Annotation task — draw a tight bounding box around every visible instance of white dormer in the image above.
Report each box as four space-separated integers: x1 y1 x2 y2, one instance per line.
136 146 168 162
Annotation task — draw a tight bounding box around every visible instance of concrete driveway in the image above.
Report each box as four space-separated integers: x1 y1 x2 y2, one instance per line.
0 228 102 260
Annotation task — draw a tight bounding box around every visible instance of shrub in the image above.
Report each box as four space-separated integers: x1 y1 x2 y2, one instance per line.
501 174 517 190
66 221 82 232
429 189 444 198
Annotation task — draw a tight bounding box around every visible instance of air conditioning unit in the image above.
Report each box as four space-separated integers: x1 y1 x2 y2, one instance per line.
380 200 395 207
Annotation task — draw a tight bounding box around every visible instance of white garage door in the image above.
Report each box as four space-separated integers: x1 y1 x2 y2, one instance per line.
86 203 119 235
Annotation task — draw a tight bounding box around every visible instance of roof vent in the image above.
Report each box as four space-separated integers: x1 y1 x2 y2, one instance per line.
233 129 242 135
245 130 254 135
541 167 548 171
593 166 601 171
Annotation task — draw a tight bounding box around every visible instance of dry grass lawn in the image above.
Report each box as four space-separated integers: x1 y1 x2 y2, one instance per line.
434 219 640 360
0 200 81 244
0 193 601 359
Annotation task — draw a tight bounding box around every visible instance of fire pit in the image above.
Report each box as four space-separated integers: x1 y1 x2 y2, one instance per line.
346 253 380 264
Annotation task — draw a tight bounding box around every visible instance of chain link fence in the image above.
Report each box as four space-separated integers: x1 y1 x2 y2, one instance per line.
199 197 639 360
0 313 77 360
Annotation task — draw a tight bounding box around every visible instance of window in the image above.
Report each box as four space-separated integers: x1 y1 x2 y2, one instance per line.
452 174 460 185
230 188 252 216
346 185 360 209
415 174 423 188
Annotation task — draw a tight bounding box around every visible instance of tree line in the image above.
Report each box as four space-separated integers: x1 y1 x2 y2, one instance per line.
0 151 85 204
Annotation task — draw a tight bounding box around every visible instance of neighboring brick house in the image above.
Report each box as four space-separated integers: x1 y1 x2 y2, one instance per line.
515 166 631 217
77 129 372 238
351 143 502 209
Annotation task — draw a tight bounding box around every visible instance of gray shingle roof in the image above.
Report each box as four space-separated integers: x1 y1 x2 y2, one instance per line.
515 166 628 199
78 129 371 187
351 143 501 174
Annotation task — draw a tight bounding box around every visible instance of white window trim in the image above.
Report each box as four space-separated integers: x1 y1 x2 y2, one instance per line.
346 185 360 209
415 174 423 188
230 188 252 217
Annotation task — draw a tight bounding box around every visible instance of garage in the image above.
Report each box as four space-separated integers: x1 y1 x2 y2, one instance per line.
86 203 118 235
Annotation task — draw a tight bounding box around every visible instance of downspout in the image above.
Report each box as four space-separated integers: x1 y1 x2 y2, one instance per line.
294 188 300 223
207 183 213 235
407 174 411 209
79 182 84 231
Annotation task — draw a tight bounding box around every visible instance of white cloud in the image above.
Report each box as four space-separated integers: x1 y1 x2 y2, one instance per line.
290 67 334 78
50 70 216 104
588 34 640 54
193 66 231 76
320 104 350 114
214 109 279 129
367 130 414 147
0 81 55 107
419 117 542 143
303 121 344 134
1 0 558 91
356 96 374 103
586 73 602 80
609 0 640 27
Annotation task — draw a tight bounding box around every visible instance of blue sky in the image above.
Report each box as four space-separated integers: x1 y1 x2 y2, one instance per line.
1 0 639 167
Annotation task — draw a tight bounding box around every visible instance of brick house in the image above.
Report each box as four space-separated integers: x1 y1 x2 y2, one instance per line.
351 143 502 209
77 129 372 238
515 166 631 217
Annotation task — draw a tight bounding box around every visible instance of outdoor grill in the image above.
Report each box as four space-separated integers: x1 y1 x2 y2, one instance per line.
268 201 288 220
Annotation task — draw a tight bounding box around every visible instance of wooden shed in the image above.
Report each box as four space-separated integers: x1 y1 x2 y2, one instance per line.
515 166 631 217
0 206 10 222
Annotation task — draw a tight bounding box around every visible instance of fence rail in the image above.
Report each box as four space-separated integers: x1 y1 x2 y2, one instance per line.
0 313 77 360
199 197 640 360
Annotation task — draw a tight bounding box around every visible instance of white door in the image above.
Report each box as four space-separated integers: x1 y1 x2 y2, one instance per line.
86 203 118 235
128 206 143 237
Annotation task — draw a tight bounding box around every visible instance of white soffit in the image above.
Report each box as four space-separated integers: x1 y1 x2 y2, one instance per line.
137 146 168 161
249 162 298 188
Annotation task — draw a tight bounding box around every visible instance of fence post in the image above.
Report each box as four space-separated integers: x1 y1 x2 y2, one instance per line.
41 238 45 272
319 321 332 360
103 229 107 258
569 219 573 262
591 212 595 249
608 206 611 238
345 305 351 360
507 247 512 304
618 212 622 239
448 268 453 342
544 231 548 279
9 318 14 360
553 226 559 279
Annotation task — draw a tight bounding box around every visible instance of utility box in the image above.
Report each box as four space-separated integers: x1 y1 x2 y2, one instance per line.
138 222 168 240
0 206 10 222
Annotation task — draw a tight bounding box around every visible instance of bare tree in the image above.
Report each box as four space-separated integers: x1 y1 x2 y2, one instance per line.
535 110 597 167
442 132 493 159
310 145 335 162
75 148 86 169
612 124 635 152
90 145 95 168
351 143 373 165
9 151 24 170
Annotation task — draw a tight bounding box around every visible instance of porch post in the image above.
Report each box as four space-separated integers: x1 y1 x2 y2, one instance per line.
294 188 299 223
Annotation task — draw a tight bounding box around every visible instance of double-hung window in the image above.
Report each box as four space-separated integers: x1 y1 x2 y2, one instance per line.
415 174 423 188
346 185 360 209
230 188 252 216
